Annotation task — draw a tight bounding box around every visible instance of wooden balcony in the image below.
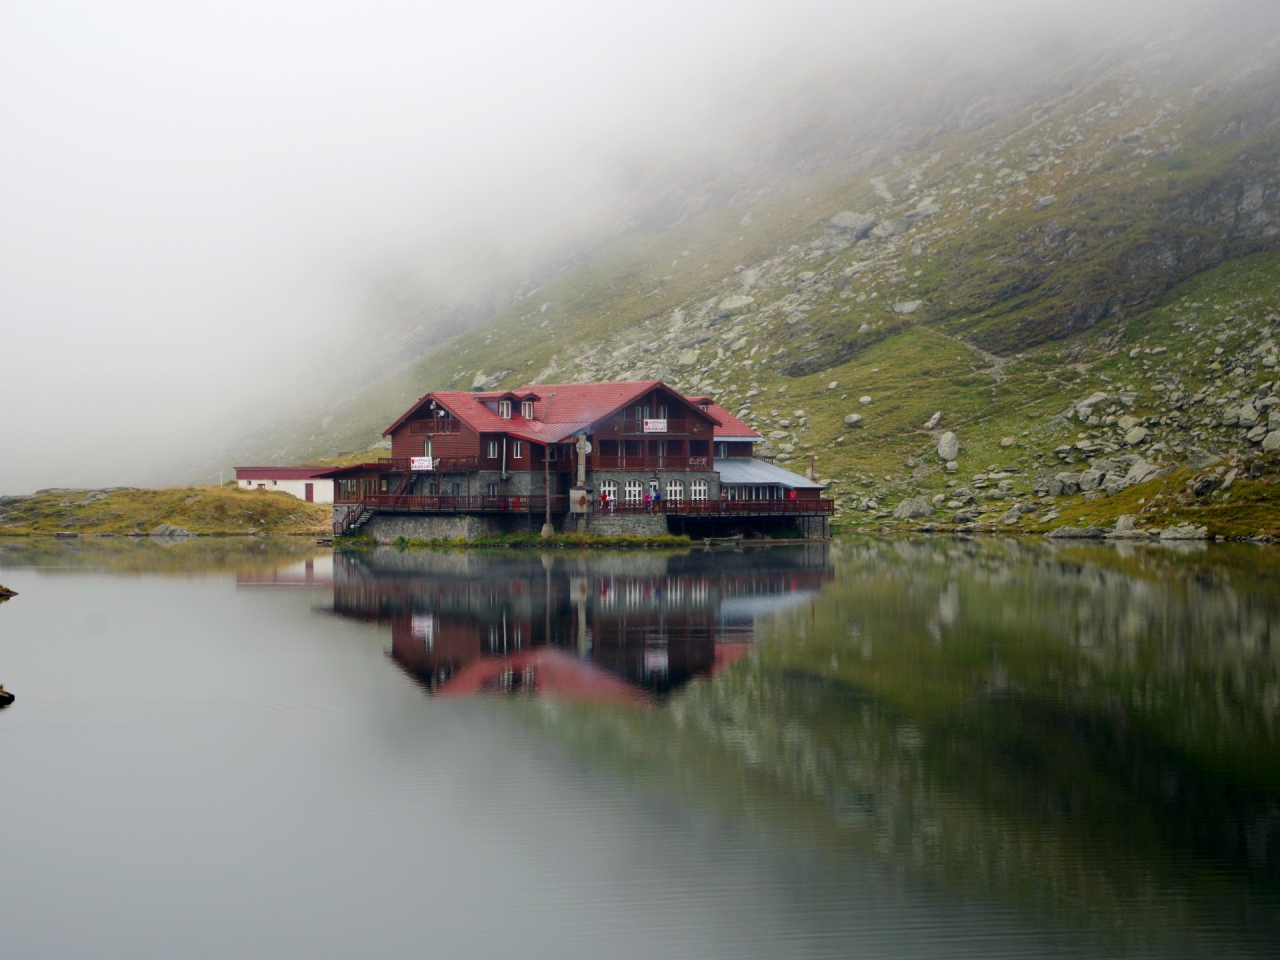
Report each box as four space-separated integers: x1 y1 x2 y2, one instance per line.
379 456 478 473
406 418 461 434
602 498 834 516
348 494 569 514
588 454 710 472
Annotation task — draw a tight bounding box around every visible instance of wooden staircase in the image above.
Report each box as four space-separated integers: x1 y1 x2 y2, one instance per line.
334 503 374 537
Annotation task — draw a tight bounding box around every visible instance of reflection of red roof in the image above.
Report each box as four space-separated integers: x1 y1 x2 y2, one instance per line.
438 649 648 705
385 381 735 445
234 466 335 480
712 641 753 674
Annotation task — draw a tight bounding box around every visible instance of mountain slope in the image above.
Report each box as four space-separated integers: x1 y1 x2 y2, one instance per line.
215 28 1280 532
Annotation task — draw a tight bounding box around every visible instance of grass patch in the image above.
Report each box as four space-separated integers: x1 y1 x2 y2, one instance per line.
0 486 330 536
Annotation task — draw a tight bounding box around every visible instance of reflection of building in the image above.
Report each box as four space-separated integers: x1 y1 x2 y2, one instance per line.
329 547 832 701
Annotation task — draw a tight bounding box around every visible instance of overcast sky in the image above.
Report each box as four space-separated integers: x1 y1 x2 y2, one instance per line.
0 0 1245 494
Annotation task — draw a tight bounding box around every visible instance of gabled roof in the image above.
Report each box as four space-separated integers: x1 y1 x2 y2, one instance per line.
385 381 726 445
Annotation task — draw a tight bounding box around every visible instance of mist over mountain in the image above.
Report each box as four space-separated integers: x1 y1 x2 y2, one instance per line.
2 0 1278 496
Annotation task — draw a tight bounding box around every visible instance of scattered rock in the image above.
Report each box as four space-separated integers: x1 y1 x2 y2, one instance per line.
923 411 942 430
1046 526 1106 539
859 396 873 406
893 301 923 315
1033 195 1057 210
827 381 839 390
1263 431 1280 453
945 460 959 473
1160 523 1209 541
999 436 1016 448
843 413 864 429
149 524 193 538
1122 458 1161 486
937 431 960 461
1124 426 1149 446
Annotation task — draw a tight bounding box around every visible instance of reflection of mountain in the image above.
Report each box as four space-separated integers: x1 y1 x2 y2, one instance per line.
330 547 831 700
532 539 1280 956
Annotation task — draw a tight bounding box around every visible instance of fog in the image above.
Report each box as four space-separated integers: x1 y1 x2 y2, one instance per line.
0 0 1265 493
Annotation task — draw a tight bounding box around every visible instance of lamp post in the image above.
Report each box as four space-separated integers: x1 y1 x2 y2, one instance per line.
541 444 554 538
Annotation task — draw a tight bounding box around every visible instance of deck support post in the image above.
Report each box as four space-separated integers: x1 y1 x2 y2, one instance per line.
541 446 554 538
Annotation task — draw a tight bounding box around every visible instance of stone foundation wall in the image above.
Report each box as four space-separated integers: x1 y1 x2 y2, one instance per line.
579 512 670 537
362 513 539 543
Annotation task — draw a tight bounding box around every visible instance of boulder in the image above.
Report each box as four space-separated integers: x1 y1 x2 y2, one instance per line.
923 411 942 430
859 396 873 406
828 211 876 240
1124 426 1149 446
1185 449 1222 470
937 431 960 461
715 296 755 318
1123 458 1160 486
1000 436 1016 448
945 461 959 473
1263 431 1280 453
1033 195 1057 210
1117 414 1139 431
1078 469 1103 491
1239 403 1261 427
843 413 864 429
893 301 923 315
893 497 934 520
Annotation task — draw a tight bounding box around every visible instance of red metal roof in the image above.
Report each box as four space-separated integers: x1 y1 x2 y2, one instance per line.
234 466 336 480
702 401 761 440
386 380 733 445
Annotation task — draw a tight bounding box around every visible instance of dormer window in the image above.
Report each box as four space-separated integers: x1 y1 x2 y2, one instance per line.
498 400 512 419
521 400 534 419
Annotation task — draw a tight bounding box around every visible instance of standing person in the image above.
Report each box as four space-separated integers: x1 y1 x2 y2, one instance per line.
608 492 617 513
599 489 608 513
652 488 662 512
643 490 651 512
788 488 798 502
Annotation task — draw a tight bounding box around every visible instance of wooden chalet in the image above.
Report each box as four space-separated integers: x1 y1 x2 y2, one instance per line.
321 380 832 538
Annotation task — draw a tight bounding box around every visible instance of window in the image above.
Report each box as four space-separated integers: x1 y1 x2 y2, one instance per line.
600 480 617 499
666 479 684 502
635 404 650 421
657 404 668 419
547 445 558 462
487 482 499 495
512 441 523 459
521 400 534 419
271 479 277 485
498 400 512 419
716 442 729 459
487 440 499 459
423 440 432 457
691 479 708 500
624 480 643 502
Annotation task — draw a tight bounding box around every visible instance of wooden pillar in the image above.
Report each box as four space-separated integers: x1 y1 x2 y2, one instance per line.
541 445 554 538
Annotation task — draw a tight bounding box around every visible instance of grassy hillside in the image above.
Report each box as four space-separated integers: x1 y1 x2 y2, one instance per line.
224 45 1280 535
0 487 330 537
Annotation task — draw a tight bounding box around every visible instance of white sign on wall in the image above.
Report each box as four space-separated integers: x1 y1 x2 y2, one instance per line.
642 419 667 433
410 456 435 472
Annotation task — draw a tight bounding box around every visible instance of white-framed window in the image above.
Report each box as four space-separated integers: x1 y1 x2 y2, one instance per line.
487 440 499 459
716 442 729 459
521 400 534 419
600 480 617 499
691 479 708 500
271 479 277 485
624 480 643 502
487 482 499 495
657 404 668 419
512 441 523 458
498 400 512 419
423 440 432 457
666 479 684 502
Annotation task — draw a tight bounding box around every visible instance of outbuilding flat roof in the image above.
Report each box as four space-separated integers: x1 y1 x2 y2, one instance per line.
714 457 824 489
234 466 335 480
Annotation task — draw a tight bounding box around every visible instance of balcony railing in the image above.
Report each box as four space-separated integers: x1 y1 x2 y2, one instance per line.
406 418 461 434
588 454 712 472
594 498 834 516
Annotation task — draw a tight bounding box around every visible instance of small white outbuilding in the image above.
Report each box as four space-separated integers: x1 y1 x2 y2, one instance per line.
234 466 334 503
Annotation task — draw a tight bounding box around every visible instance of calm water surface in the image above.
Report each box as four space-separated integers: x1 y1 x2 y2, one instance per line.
0 537 1277 959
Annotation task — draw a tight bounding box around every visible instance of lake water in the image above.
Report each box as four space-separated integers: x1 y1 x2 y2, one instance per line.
0 537 1277 959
